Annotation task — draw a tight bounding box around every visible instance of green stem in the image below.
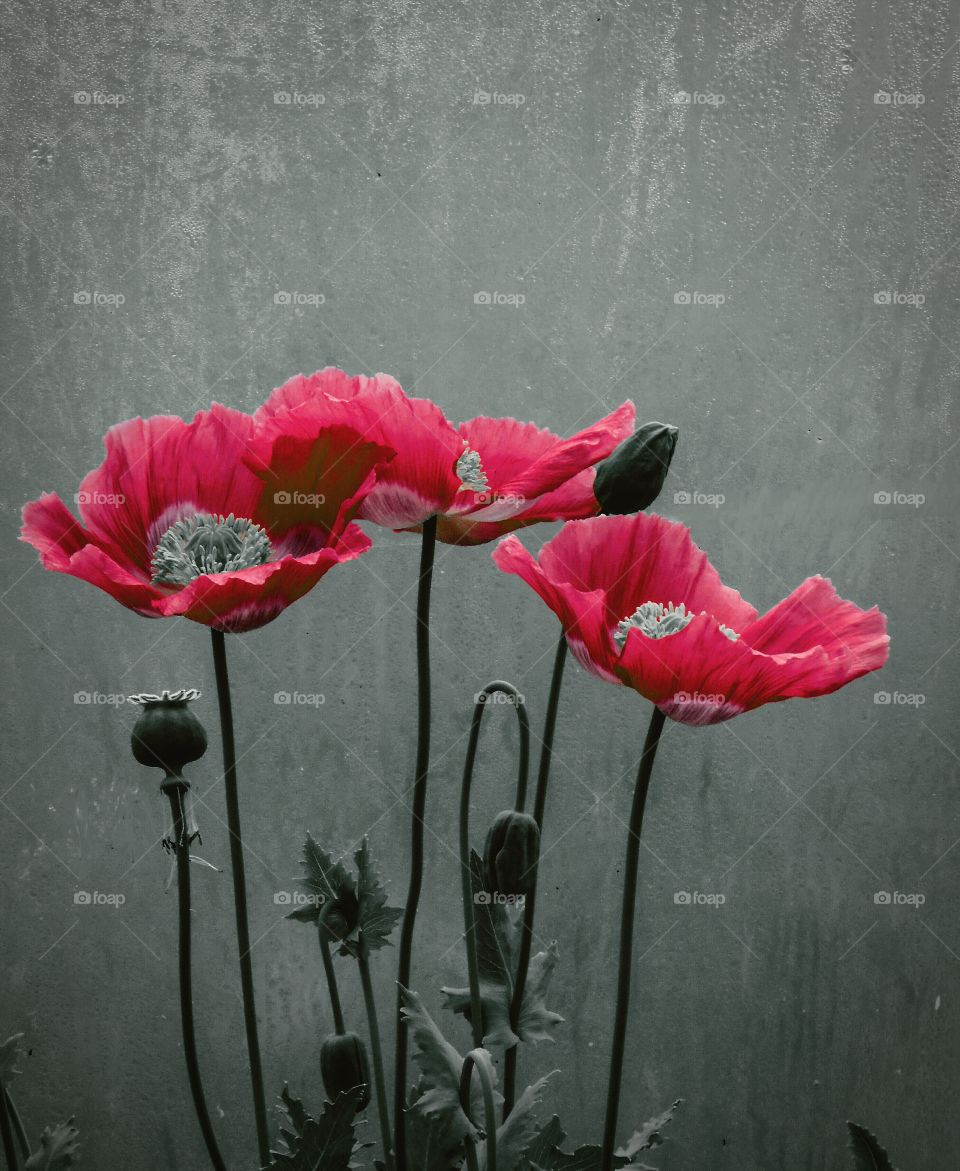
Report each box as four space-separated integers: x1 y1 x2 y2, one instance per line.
358 943 395 1171
318 927 345 1036
210 629 270 1169
459 682 530 1049
459 1049 498 1171
0 1086 18 1171
503 633 566 1116
394 515 437 1171
600 705 667 1171
1 1090 28 1163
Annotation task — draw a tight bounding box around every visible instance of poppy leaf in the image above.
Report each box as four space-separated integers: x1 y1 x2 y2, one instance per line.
268 1085 364 1170
24 1118 80 1170
293 834 356 925
479 1072 555 1171
354 837 403 954
404 1080 467 1171
847 1122 899 1171
615 1099 682 1156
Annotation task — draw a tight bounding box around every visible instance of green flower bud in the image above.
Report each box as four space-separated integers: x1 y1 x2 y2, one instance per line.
319 892 360 950
129 689 207 775
593 422 679 515
483 810 540 896
320 1031 370 1110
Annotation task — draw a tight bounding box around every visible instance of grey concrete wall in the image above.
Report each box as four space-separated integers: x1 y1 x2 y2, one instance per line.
2 1 959 1168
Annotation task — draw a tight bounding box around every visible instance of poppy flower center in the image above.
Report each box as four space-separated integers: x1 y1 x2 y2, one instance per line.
151 513 272 586
457 447 489 492
613 601 741 650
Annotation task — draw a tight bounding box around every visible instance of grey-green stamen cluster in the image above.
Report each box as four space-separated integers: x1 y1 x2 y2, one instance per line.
151 513 272 586
456 447 489 492
614 600 693 649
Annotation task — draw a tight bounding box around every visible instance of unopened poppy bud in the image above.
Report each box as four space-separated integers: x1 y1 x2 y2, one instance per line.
593 421 679 515
129 689 207 775
483 810 540 896
319 892 360 949
320 1031 370 1110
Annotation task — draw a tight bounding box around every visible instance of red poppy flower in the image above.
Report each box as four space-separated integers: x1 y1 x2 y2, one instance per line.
256 367 636 544
493 513 889 725
21 404 394 633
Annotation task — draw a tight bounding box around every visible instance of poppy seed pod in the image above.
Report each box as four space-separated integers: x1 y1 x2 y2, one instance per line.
320 1031 371 1110
483 810 540 896
593 421 679 515
129 689 207 775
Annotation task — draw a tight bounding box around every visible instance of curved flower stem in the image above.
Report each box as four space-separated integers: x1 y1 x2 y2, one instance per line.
600 705 667 1171
502 633 567 1116
459 682 530 1049
318 927 345 1036
210 629 270 1169
1 1090 28 1163
357 941 395 1171
393 514 437 1170
163 778 229 1171
0 1085 18 1171
459 1049 498 1171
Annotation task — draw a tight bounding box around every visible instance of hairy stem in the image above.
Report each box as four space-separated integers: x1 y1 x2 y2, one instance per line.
318 927 345 1036
0 1085 18 1171
358 943 395 1171
1 1090 28 1163
164 779 229 1171
393 515 437 1170
600 705 667 1170
210 629 270 1168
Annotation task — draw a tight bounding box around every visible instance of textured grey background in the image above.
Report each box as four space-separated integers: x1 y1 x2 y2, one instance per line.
2 1 959 1168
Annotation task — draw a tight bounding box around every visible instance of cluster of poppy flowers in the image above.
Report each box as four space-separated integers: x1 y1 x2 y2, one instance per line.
22 367 888 724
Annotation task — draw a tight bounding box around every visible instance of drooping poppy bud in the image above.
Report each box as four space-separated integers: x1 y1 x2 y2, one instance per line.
320 1031 371 1110
592 422 679 515
129 689 207 775
483 810 540 896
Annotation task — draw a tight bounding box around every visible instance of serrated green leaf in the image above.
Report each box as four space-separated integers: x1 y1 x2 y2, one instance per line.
400 987 497 1141
354 837 403 954
0 1034 23 1086
268 1085 363 1170
847 1122 899 1171
480 1072 555 1171
292 834 356 927
615 1100 682 1156
405 1080 466 1171
442 853 562 1049
24 1118 80 1170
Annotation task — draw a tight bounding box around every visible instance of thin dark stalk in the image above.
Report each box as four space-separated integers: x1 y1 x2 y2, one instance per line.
459 682 530 1050
210 629 270 1169
1 1090 28 1163
318 928 345 1036
600 706 667 1171
358 943 395 1171
459 1050 498 1171
393 514 437 1171
503 633 567 1116
0 1085 18 1171
164 780 229 1171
